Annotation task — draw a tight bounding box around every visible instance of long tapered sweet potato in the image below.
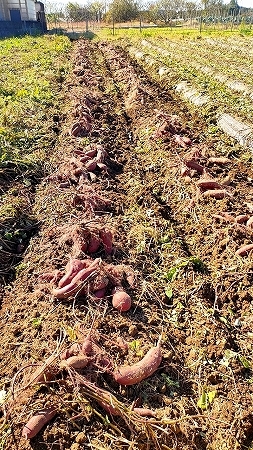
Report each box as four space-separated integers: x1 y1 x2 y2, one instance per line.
235 244 253 256
208 157 230 164
235 215 249 224
197 180 222 190
52 259 99 299
113 342 162 385
185 160 204 173
58 259 89 288
203 190 230 199
246 217 253 229
22 407 57 439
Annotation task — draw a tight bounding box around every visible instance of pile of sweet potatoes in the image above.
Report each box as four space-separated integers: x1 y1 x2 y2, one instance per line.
44 257 134 312
47 143 110 188
21 332 162 439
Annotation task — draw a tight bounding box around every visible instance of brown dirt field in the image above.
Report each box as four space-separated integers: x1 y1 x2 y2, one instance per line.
1 39 253 450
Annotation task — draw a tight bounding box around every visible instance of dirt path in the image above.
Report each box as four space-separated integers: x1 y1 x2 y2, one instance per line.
1 39 253 450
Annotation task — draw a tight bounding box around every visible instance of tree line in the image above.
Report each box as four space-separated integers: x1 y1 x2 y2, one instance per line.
45 0 253 26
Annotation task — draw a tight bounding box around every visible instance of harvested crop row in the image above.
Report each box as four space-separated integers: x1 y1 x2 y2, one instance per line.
97 41 253 450
1 39 253 450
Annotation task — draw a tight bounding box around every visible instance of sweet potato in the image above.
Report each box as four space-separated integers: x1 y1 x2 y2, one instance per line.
52 259 99 299
58 259 88 288
22 407 57 439
100 228 113 254
174 134 192 148
113 342 162 385
85 159 97 172
246 217 253 229
208 157 230 164
185 160 204 173
59 354 89 369
93 288 106 299
87 234 101 253
235 244 253 256
197 180 222 190
133 408 157 417
97 162 108 171
84 147 97 158
203 190 230 199
79 155 90 163
235 215 249 224
213 212 235 223
112 290 132 312
60 343 81 361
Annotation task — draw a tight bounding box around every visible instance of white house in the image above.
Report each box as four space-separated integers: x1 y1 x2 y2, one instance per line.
0 0 46 23
0 0 46 36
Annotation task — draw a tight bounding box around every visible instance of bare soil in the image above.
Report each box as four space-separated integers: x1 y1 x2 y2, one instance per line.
1 39 253 450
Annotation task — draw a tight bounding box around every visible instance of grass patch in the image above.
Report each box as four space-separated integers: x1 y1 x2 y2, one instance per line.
0 34 71 282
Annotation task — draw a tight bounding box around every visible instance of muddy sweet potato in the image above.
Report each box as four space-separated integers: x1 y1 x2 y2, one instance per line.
112 289 132 312
100 228 113 254
59 353 89 369
60 343 81 361
203 190 230 199
208 157 230 164
185 160 204 173
197 180 222 190
87 234 101 253
113 342 162 385
85 159 97 172
246 217 253 229
22 407 57 439
235 244 253 256
235 215 249 224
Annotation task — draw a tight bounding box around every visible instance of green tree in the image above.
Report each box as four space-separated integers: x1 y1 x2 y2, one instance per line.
90 1 105 21
107 0 139 22
66 2 90 21
227 0 239 15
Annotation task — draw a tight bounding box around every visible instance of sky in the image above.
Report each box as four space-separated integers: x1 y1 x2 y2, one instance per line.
230 0 253 8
